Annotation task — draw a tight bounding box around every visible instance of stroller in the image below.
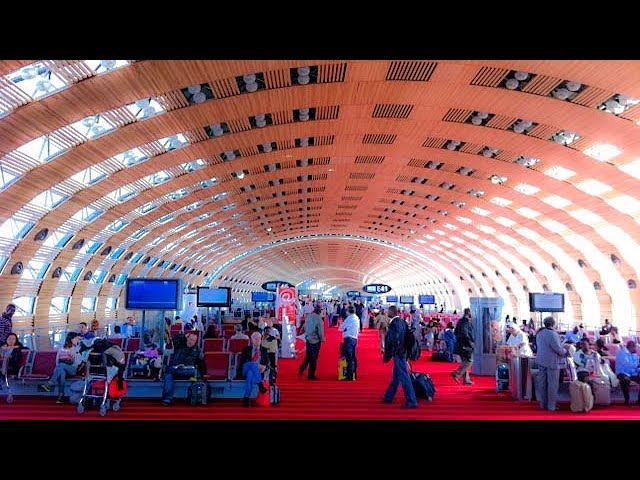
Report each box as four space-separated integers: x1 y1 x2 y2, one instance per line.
76 339 126 416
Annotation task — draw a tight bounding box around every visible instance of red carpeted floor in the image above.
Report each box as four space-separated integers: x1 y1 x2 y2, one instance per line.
3 322 640 420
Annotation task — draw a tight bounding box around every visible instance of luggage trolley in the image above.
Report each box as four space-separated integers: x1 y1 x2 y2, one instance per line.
77 349 122 416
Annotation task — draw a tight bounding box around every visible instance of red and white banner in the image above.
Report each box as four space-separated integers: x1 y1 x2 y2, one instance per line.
276 286 297 324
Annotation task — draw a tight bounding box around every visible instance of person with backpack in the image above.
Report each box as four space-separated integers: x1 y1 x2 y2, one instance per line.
381 305 418 408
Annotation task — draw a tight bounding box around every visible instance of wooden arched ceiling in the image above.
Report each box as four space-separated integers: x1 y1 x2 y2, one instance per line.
1 60 640 331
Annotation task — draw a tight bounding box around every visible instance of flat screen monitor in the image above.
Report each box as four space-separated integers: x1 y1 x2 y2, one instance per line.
400 295 414 304
197 286 231 307
125 278 182 310
386 295 398 303
418 294 436 305
529 292 564 312
252 292 269 302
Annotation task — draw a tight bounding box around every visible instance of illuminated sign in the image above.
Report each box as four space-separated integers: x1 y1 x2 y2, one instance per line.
346 290 360 297
262 280 295 292
362 283 392 294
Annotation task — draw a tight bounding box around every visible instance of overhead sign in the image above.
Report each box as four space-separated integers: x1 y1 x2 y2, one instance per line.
363 283 392 294
346 290 360 297
262 280 295 292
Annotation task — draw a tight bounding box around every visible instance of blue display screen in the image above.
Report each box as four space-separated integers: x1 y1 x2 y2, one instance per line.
125 279 181 310
418 294 435 304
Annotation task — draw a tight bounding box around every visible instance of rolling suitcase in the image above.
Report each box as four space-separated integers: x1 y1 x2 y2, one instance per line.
187 380 210 406
496 363 509 392
431 351 449 362
270 384 280 404
411 371 436 401
338 357 348 380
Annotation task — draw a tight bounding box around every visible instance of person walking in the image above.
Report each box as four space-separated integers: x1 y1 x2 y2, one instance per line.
452 308 474 385
535 316 570 411
381 305 418 408
298 305 326 380
339 306 360 380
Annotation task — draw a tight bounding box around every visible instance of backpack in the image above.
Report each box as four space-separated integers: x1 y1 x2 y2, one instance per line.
405 328 421 361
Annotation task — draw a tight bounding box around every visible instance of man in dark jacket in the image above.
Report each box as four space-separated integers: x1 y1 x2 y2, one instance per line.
452 308 474 385
161 332 204 405
240 331 269 406
298 305 326 380
381 306 418 408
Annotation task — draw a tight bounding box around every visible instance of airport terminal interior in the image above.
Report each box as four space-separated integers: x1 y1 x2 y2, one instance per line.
1 59 640 420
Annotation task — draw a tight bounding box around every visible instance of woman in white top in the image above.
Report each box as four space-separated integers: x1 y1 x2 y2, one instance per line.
505 322 533 357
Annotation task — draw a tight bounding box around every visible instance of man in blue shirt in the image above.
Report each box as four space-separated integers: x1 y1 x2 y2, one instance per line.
339 306 360 380
615 340 640 406
78 322 95 340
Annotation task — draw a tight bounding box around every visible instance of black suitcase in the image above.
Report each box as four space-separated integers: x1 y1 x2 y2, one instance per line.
187 381 210 405
430 351 449 362
411 372 436 401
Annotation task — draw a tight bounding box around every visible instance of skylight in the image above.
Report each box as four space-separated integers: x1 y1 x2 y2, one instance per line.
116 148 148 167
540 219 567 233
497 234 519 246
160 134 188 151
125 97 165 120
607 195 640 216
495 216 516 227
182 159 207 173
17 135 67 163
544 166 576 181
108 218 129 232
471 207 491 216
69 114 115 139
542 195 573 208
84 60 130 74
583 143 622 162
145 171 171 186
515 207 541 218
0 165 18 190
490 197 512 207
575 179 613 196
476 224 496 234
570 208 603 224
71 166 107 186
8 63 67 99
513 183 540 195
0 218 33 239
619 160 640 180
29 188 68 209
456 216 472 224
